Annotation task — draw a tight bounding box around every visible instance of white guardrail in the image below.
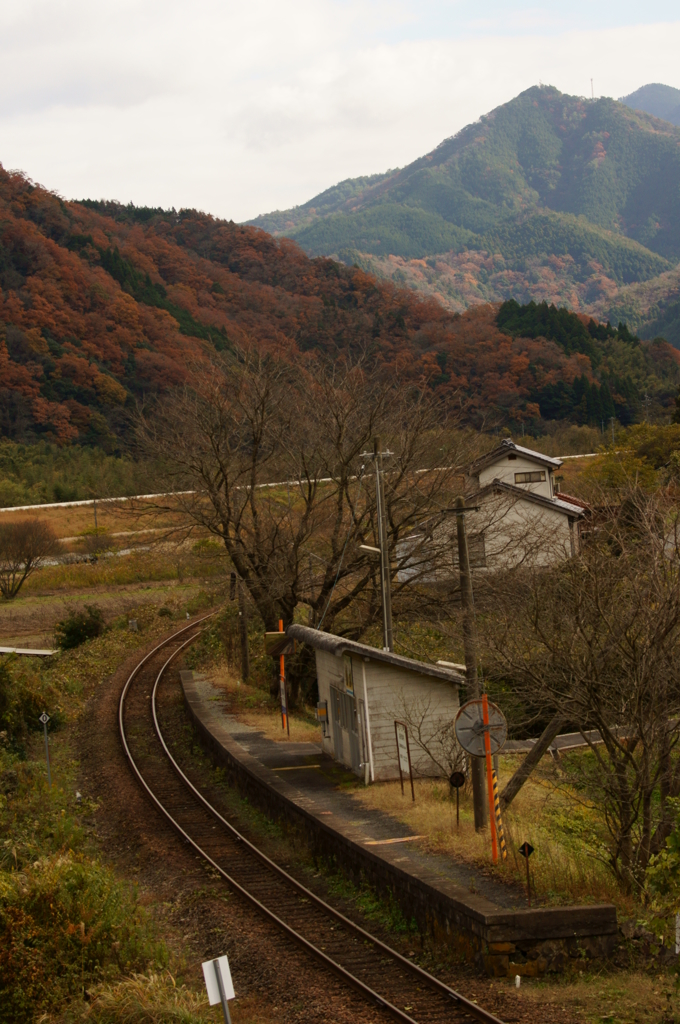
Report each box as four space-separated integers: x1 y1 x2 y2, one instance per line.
0 452 603 515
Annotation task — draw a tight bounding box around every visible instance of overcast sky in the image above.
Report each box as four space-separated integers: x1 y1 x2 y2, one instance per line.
1 1 678 223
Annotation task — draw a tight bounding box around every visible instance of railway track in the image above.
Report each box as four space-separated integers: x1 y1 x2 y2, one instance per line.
119 618 506 1024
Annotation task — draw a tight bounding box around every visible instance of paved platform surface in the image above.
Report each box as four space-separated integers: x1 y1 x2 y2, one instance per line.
191 673 527 911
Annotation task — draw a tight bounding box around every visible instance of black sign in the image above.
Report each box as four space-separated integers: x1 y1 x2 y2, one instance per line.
449 771 466 789
518 841 534 858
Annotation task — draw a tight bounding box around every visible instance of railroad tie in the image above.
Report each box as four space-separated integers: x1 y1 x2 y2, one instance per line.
491 769 507 861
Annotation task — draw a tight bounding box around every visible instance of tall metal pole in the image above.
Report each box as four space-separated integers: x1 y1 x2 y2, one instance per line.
374 437 394 652
455 496 487 831
214 960 233 1024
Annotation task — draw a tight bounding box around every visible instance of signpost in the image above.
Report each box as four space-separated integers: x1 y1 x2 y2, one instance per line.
519 841 534 906
39 712 51 787
454 697 507 864
202 955 235 1024
394 720 415 801
264 625 295 737
449 770 465 826
279 619 289 736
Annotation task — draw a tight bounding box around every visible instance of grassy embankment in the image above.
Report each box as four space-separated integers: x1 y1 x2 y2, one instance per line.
0 602 220 1024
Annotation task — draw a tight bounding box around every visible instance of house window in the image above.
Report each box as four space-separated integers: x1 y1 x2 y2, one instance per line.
515 471 545 484
468 533 486 568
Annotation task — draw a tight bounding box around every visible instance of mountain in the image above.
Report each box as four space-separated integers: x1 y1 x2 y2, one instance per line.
620 83 680 127
248 85 680 344
1 164 678 448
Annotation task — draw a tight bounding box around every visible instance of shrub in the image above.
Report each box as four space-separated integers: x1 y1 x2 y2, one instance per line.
55 606 105 650
65 972 212 1024
0 660 60 744
0 853 165 1023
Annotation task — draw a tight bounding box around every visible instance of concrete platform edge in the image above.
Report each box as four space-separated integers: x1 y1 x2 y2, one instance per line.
180 671 618 972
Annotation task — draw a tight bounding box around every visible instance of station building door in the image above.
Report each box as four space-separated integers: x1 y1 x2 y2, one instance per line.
330 685 361 773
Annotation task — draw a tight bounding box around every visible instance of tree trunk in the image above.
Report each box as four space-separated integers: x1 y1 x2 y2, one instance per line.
500 714 565 810
238 581 250 683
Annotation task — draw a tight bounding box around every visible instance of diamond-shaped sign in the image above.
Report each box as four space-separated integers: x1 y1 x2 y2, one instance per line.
39 712 50 725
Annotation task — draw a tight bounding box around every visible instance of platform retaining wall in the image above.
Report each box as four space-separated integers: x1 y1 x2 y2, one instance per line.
181 671 618 977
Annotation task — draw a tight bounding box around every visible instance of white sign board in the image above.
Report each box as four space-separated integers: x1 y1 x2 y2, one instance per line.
395 722 410 775
202 956 235 1004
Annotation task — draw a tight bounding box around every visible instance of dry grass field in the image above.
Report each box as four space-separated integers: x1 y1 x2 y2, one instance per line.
0 494 227 647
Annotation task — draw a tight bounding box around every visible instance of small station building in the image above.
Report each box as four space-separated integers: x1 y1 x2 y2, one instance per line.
287 624 463 782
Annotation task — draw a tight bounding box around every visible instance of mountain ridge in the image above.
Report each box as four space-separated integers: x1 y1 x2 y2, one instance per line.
248 85 680 344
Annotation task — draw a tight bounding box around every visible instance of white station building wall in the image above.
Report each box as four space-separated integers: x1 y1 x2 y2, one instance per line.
314 648 460 782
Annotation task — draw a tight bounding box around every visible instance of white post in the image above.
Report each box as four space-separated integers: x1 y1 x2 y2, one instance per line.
360 661 375 783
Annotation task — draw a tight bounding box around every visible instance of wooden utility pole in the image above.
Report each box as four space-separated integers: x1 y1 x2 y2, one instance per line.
374 437 394 652
238 580 250 682
455 496 487 831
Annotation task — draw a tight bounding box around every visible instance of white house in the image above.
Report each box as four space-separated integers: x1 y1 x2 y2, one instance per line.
398 439 587 578
287 624 463 782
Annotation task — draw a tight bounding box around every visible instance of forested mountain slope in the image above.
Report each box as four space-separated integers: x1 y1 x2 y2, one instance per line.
620 84 680 127
249 85 680 343
0 165 678 449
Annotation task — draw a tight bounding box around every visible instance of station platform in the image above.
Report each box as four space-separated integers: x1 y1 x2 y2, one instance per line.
186 671 523 910
180 669 618 977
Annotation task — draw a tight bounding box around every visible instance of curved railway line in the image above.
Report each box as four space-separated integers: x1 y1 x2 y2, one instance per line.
118 618 506 1024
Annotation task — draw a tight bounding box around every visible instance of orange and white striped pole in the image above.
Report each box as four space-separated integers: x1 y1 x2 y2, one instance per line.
482 693 498 864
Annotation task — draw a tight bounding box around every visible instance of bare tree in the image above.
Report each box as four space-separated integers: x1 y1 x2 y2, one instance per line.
483 489 680 891
138 348 476 639
395 689 467 778
0 519 60 600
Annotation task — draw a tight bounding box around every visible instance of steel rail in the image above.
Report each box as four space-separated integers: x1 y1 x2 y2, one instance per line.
119 621 505 1024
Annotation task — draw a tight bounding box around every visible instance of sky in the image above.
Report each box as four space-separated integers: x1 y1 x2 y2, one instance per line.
0 1 679 223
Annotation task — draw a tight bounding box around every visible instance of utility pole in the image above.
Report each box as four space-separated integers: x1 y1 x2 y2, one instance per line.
373 437 394 652
455 496 487 831
591 78 594 100
308 553 315 626
611 416 615 445
238 580 250 682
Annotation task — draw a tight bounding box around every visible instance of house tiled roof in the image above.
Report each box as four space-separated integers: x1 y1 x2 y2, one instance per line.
469 439 563 477
475 478 586 517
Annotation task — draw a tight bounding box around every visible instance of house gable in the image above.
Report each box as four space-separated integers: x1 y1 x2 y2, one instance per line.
470 440 563 501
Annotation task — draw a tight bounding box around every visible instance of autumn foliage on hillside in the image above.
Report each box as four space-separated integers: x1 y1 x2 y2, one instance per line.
0 165 678 448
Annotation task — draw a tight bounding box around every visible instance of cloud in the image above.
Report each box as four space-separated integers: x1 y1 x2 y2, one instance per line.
0 2 678 221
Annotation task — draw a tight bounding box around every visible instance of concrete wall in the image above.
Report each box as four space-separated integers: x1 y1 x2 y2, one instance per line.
397 492 577 582
316 649 460 781
466 492 577 569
